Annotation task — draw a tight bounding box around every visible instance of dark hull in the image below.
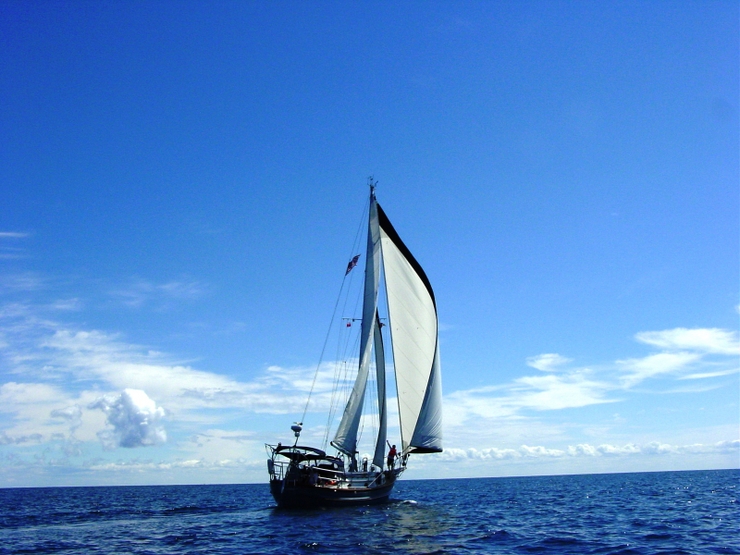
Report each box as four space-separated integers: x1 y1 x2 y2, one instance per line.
270 476 396 509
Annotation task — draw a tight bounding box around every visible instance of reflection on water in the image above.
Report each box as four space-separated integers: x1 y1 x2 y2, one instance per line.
266 495 458 554
380 499 456 554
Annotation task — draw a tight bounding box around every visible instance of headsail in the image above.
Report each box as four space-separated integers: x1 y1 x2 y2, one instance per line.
378 205 443 454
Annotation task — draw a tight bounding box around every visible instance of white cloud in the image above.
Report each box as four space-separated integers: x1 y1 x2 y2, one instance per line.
37 328 313 414
520 444 566 457
512 371 613 410
433 441 738 462
0 274 44 292
0 233 30 259
679 369 738 380
0 381 66 407
641 441 677 455
89 389 167 449
0 306 358 447
617 352 701 387
110 278 206 308
635 328 740 355
594 443 641 456
49 298 82 312
444 369 613 432
526 353 572 372
437 447 521 462
0 430 43 445
50 404 82 425
1 297 738 484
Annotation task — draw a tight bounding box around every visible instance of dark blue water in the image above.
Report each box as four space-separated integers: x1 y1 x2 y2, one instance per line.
0 470 737 554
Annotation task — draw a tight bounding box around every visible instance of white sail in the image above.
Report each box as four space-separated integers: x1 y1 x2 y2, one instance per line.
332 198 381 456
378 205 443 453
372 311 387 469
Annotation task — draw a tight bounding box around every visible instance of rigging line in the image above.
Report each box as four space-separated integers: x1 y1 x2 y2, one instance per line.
323 320 353 448
323 253 363 448
300 277 346 426
323 317 346 449
300 192 371 427
323 326 361 449
322 327 352 447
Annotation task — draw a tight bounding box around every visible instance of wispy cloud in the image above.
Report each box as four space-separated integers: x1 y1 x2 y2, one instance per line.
0 304 354 442
636 328 740 355
443 326 738 440
617 351 702 387
0 273 44 292
512 371 613 410
0 232 31 260
48 298 83 311
110 277 206 308
445 369 613 431
679 369 738 380
526 353 572 372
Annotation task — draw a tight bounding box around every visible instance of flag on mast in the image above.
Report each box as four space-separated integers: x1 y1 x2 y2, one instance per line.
345 254 360 275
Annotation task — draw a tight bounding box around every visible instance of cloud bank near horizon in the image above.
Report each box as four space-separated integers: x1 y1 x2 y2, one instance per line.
0 299 737 483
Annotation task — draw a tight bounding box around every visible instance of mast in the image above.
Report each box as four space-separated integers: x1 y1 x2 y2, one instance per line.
331 184 381 457
372 310 387 469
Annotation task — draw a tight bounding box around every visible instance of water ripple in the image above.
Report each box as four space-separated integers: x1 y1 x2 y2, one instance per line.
0 470 737 555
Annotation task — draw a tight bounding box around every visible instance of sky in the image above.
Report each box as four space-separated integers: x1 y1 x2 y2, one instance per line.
0 1 737 488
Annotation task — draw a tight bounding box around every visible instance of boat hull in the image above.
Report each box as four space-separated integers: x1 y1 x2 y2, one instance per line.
270 475 396 509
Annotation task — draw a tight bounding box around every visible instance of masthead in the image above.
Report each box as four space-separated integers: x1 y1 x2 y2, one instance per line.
368 176 377 200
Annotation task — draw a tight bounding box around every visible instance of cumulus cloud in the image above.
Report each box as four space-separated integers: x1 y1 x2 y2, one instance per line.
520 444 565 457
89 389 167 449
437 447 521 462
435 441 738 462
526 353 572 372
0 431 43 444
88 456 263 473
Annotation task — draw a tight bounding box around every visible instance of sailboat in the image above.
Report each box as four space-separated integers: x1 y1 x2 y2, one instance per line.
266 181 442 508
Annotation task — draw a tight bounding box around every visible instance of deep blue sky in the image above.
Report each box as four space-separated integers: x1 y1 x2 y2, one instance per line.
0 1 737 486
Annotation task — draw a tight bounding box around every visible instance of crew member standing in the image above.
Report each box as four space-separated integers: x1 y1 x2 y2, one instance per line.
386 441 397 470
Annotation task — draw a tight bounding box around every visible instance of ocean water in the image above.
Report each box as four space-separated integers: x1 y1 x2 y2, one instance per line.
0 469 737 554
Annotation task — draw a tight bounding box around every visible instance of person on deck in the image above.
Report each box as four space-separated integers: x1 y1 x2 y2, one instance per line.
386 442 397 470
